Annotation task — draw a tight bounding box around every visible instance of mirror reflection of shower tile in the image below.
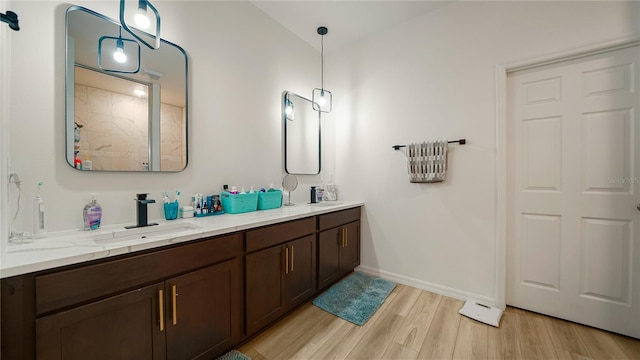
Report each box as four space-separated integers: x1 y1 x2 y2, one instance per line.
88 88 111 115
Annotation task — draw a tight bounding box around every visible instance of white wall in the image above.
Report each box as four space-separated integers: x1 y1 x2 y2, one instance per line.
4 0 325 241
1 0 13 256
332 1 639 302
5 0 637 304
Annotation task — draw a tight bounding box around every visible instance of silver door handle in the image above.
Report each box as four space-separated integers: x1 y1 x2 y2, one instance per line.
637 203 640 211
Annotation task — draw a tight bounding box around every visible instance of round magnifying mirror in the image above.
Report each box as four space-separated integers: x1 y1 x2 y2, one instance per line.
282 174 298 206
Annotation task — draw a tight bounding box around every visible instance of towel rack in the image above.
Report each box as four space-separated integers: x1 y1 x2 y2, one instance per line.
392 139 465 150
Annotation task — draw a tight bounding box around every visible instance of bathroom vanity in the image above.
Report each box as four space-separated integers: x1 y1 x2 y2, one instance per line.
1 203 362 360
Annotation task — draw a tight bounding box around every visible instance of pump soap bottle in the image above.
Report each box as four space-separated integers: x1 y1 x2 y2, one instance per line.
33 181 46 238
83 193 102 231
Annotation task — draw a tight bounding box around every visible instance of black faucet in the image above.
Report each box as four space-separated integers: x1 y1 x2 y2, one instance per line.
0 11 20 31
125 193 159 229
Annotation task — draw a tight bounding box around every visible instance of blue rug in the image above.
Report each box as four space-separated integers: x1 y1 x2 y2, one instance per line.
216 350 250 360
313 272 396 326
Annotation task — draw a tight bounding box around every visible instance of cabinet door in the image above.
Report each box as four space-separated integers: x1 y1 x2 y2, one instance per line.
318 227 342 289
36 283 166 360
166 259 241 360
286 235 316 308
341 221 360 272
245 245 286 336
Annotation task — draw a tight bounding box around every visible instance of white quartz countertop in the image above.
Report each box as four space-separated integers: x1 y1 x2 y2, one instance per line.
1 201 363 279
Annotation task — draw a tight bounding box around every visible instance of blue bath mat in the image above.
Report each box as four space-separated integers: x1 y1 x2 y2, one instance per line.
216 350 250 360
313 272 396 326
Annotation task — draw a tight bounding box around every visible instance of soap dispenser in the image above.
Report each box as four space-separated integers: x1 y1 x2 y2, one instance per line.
83 193 102 231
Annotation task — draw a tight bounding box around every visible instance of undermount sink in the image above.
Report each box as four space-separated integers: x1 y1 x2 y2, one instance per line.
93 222 202 244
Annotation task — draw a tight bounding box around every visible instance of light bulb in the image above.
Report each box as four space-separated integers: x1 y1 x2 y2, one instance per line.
285 100 294 120
134 10 150 29
317 90 327 106
134 1 150 29
113 41 127 63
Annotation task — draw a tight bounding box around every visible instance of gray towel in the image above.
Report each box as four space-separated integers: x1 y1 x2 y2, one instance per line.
407 141 447 183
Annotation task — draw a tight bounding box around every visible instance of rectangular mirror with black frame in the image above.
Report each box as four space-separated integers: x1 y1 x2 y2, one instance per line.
66 5 188 172
283 91 321 175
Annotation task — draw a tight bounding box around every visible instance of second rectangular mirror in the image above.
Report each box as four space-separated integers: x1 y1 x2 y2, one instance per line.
283 91 321 175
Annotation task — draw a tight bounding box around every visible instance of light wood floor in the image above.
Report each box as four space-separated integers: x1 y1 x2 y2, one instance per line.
239 284 640 360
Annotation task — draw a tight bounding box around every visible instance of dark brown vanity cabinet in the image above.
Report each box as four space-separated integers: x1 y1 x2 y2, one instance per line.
318 208 361 290
36 283 166 360
4 233 243 360
1 207 362 360
245 218 316 336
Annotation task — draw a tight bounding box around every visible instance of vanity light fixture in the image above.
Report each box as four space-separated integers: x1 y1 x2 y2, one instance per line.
285 96 295 121
134 0 151 29
98 26 141 73
113 29 127 63
120 0 161 50
312 26 332 113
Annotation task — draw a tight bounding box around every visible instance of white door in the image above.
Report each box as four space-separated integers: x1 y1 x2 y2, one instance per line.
507 45 640 338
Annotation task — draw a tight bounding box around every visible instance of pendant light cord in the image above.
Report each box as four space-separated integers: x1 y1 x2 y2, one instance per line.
321 34 325 91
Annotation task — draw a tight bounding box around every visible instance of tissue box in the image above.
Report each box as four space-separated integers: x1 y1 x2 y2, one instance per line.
220 191 258 214
258 190 282 210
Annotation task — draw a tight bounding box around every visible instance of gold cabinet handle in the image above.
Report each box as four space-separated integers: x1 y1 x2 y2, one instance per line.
342 228 347 247
290 245 294 272
345 228 348 247
285 247 289 274
158 289 165 331
171 285 178 325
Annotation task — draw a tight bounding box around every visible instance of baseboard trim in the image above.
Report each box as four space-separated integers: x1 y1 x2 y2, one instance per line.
356 265 498 307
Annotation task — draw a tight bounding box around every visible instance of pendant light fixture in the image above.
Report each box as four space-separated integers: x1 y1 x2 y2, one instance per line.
120 0 161 50
113 28 127 63
98 26 141 74
285 94 295 121
312 26 332 113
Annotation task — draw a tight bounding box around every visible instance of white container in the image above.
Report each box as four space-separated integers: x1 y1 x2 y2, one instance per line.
179 206 194 218
33 181 46 238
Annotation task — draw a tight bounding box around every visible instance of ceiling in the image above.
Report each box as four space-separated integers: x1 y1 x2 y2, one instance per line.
250 1 454 53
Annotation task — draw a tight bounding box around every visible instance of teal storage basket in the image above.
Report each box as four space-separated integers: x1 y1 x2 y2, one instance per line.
220 191 258 214
258 190 282 210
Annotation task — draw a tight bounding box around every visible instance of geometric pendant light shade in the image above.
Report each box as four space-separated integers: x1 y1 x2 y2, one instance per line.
312 26 332 113
119 0 161 50
97 26 141 73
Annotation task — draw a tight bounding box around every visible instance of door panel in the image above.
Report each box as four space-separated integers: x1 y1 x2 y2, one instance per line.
245 245 286 336
507 45 640 338
520 213 562 290
286 235 316 308
341 222 360 272
318 227 342 289
166 259 241 360
36 284 166 360
580 218 631 304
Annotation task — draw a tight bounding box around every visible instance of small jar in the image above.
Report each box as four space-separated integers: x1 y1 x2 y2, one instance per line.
179 205 194 218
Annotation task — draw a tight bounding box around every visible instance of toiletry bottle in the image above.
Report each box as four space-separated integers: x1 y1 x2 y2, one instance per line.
33 181 46 238
310 186 317 204
316 182 324 203
83 193 102 231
